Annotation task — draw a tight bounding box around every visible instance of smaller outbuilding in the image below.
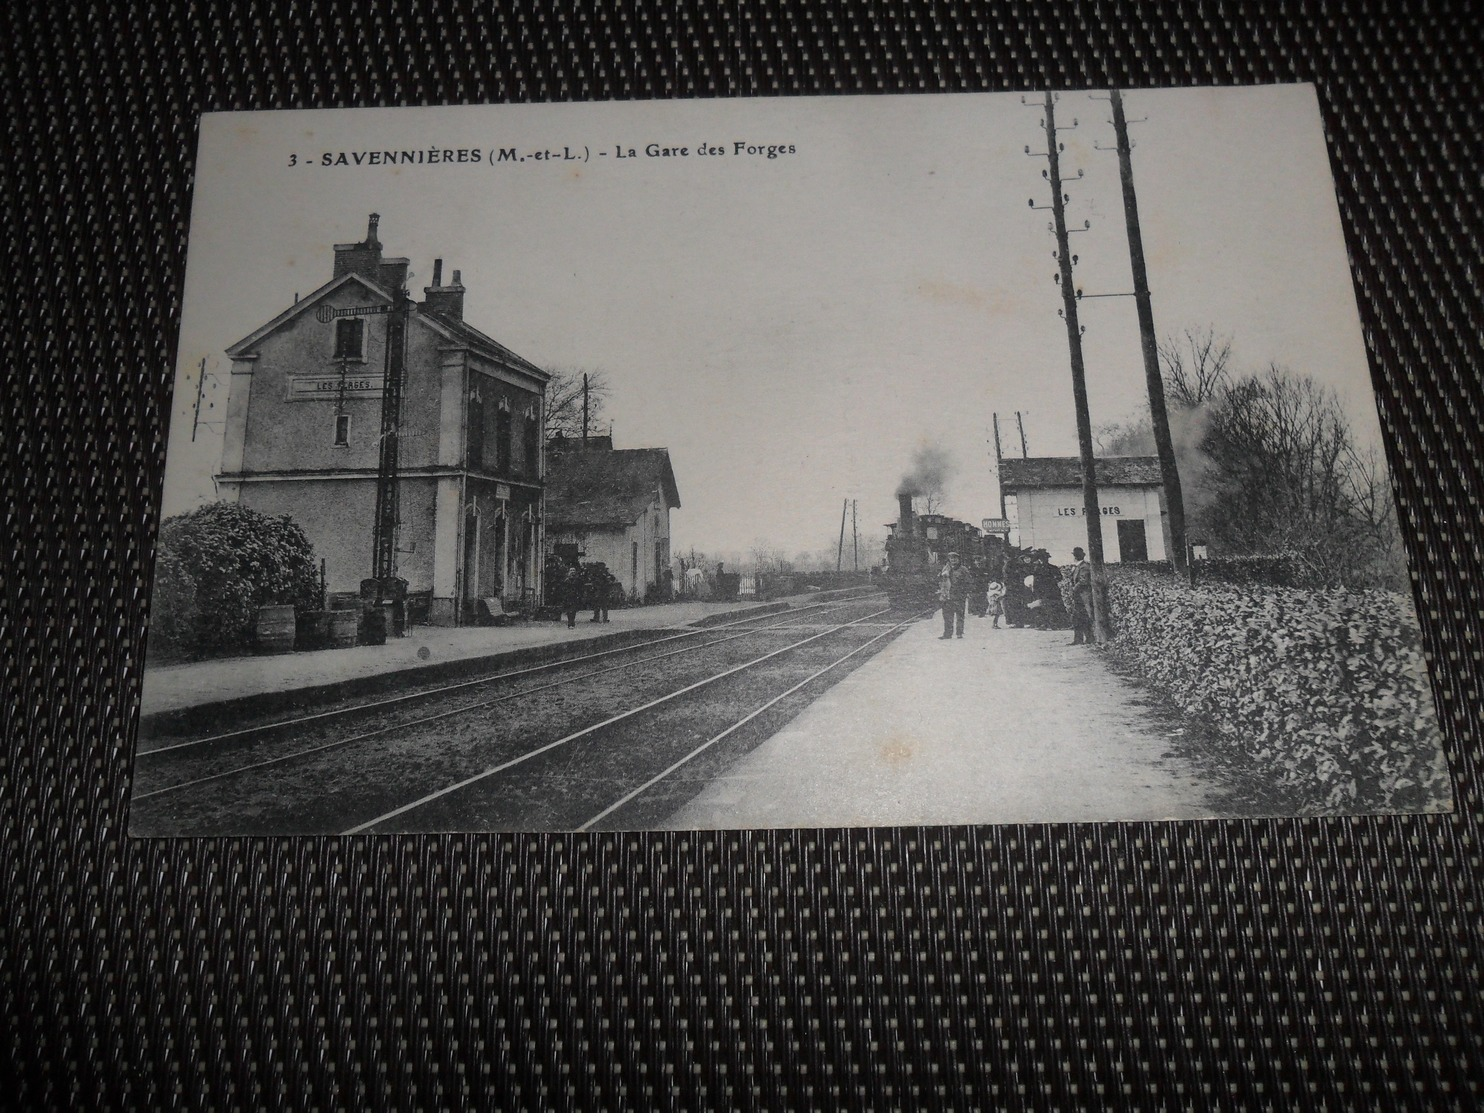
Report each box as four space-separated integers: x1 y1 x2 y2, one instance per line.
998 455 1169 565
544 435 681 602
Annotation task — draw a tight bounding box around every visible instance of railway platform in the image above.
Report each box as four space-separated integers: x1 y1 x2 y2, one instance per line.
662 616 1218 828
138 596 808 726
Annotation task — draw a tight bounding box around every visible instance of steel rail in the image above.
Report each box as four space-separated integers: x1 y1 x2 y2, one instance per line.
577 610 929 830
137 593 884 759
341 606 897 834
132 598 890 802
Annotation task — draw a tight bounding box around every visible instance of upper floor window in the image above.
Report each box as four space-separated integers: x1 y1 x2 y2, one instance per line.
334 318 364 359
333 413 350 447
524 407 539 475
467 384 485 468
496 403 513 475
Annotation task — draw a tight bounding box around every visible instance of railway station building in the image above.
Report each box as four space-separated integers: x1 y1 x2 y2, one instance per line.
998 456 1169 565
545 435 681 602
216 214 550 625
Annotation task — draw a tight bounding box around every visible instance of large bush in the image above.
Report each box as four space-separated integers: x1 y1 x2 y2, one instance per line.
1104 569 1449 813
150 502 321 657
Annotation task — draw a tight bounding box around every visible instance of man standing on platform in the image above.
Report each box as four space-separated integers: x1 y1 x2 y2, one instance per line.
938 551 972 640
1068 546 1095 645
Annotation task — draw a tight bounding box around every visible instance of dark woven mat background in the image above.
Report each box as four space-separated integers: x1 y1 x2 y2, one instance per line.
3 1 1481 1108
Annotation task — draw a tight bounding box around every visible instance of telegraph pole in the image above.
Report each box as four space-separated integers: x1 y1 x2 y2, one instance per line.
316 291 408 603
190 358 207 441
837 498 848 572
581 372 589 446
1037 91 1112 642
852 500 858 572
371 285 410 592
1111 88 1187 575
1015 410 1029 458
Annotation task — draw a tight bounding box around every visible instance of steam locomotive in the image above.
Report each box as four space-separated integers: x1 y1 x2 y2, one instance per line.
881 493 993 608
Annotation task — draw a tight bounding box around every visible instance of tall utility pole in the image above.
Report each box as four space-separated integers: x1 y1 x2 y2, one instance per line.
1039 91 1112 642
371 285 411 592
1015 410 1029 458
837 498 848 572
852 500 858 572
581 372 590 446
190 358 207 441
1111 88 1187 575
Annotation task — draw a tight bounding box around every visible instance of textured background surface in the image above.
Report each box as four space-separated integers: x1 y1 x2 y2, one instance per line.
3 1 1481 1108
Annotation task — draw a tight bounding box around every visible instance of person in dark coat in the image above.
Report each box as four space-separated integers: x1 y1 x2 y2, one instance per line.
968 557 990 617
1068 546 1094 645
585 562 615 623
1029 552 1066 630
938 551 973 639
1000 551 1028 627
561 564 584 629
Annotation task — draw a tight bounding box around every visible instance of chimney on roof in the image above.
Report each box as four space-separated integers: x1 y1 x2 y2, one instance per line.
422 260 466 320
333 212 386 279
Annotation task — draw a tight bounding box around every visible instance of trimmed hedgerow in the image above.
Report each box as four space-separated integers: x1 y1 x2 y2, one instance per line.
1104 569 1449 813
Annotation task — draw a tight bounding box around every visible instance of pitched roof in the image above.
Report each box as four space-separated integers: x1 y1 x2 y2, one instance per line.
224 276 550 388
225 273 392 357
419 309 549 385
998 455 1165 489
545 447 681 530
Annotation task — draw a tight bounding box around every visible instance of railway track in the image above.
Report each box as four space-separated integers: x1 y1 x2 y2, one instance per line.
130 595 917 833
345 605 928 833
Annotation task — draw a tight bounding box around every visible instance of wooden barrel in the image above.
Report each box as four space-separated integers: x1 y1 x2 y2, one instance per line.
327 609 359 648
255 604 297 654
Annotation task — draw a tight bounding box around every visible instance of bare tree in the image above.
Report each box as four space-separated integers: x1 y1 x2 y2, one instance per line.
1091 326 1404 586
543 367 611 443
1160 326 1233 407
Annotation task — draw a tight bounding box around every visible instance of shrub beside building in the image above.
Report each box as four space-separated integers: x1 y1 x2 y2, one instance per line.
149 502 321 658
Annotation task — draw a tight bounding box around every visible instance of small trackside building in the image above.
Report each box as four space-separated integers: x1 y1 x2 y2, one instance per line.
216 214 550 625
998 455 1169 565
544 436 681 602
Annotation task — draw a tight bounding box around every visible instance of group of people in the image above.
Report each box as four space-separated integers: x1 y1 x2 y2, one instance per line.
938 547 1095 644
554 561 620 628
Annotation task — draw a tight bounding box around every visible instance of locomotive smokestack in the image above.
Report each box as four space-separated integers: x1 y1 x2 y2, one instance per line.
897 493 915 538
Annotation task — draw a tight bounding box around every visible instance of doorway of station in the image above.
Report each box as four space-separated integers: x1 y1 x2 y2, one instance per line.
1116 519 1149 563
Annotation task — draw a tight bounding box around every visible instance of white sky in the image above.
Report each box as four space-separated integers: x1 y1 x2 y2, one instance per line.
163 85 1381 558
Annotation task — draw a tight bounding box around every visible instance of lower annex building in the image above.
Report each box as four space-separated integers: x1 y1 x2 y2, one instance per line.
998 455 1170 564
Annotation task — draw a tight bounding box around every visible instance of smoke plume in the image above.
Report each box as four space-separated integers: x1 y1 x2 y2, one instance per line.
896 445 955 499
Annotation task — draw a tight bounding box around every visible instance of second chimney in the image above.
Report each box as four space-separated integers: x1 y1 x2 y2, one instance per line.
422 260 465 320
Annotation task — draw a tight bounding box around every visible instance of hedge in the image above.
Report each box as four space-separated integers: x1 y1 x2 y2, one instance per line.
1103 569 1449 813
150 502 321 658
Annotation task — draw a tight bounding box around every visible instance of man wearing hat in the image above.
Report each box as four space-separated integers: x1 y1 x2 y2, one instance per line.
1068 546 1095 645
938 551 973 639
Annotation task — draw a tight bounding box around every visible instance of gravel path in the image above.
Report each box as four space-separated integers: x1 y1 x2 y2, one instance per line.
662 618 1223 828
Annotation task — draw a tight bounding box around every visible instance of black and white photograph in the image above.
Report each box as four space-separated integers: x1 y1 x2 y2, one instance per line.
130 85 1450 836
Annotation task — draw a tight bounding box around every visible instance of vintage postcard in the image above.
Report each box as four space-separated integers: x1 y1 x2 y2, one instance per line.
131 86 1450 835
